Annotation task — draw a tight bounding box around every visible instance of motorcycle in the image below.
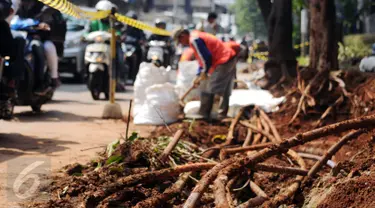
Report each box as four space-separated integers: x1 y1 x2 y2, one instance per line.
84 31 111 100
10 17 54 112
123 35 142 83
146 40 170 68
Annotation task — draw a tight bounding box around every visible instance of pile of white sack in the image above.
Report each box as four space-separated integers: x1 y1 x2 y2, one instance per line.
133 61 285 125
175 61 201 102
133 62 179 125
134 61 201 125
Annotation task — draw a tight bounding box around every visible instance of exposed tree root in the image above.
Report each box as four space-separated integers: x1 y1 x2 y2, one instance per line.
203 106 248 159
240 121 277 143
307 129 366 178
298 152 336 168
253 163 308 176
86 163 216 206
134 172 191 208
184 114 375 208
243 129 253 147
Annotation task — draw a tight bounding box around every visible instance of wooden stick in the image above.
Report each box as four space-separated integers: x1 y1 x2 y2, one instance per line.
159 130 184 162
308 129 366 178
125 100 133 140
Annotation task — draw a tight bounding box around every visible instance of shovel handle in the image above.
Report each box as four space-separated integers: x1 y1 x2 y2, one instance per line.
180 85 196 103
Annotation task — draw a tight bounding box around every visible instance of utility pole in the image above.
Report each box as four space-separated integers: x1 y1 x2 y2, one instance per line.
173 0 178 23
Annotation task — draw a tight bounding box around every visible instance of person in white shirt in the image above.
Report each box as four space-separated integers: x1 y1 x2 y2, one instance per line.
359 44 375 73
196 12 224 35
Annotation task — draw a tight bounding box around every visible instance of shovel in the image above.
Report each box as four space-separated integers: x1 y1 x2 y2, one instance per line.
179 75 206 108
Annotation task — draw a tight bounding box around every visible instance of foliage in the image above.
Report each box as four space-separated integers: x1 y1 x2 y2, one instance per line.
128 132 139 142
231 0 267 38
338 34 374 62
106 139 120 157
106 155 123 165
297 56 310 67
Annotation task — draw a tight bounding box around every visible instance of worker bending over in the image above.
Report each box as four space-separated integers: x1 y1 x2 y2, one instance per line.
173 29 237 119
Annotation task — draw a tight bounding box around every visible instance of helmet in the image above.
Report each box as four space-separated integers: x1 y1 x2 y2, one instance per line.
0 0 12 20
95 0 115 11
126 10 137 20
155 19 166 29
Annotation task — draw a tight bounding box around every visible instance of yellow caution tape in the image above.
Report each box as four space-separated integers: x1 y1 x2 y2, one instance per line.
115 13 171 36
38 0 81 18
251 42 310 61
37 0 171 36
76 8 111 20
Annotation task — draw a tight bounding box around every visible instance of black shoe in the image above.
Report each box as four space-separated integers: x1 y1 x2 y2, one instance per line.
34 86 52 96
0 99 14 120
51 78 61 89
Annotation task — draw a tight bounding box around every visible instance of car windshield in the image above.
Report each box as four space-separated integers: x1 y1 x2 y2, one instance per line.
64 14 87 32
67 23 85 31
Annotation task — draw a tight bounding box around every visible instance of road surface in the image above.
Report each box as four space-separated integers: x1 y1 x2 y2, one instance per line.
0 83 154 207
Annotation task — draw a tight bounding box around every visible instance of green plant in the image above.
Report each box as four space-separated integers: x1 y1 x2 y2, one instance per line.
337 34 374 63
297 56 310 67
338 42 371 62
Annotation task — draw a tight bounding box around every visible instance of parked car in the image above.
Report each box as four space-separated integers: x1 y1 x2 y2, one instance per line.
59 16 89 82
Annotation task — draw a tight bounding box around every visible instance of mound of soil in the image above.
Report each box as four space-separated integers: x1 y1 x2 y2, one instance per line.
27 70 375 208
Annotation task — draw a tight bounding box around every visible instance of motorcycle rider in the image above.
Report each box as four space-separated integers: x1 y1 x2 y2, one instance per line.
17 0 66 92
125 10 145 81
147 19 173 67
88 0 127 90
0 0 24 118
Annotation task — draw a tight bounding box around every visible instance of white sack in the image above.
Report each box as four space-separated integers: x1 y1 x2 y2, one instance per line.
134 83 180 125
184 89 285 118
133 62 169 115
175 61 201 102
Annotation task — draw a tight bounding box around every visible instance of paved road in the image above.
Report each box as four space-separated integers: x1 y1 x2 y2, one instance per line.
0 83 153 207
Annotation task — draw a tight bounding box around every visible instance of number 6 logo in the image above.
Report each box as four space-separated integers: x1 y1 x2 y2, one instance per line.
13 161 45 200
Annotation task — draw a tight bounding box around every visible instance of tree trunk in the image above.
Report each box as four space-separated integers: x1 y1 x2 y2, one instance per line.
309 0 338 71
259 0 296 87
257 0 272 28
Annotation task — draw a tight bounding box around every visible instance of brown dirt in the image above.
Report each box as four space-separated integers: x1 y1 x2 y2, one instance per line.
25 70 375 207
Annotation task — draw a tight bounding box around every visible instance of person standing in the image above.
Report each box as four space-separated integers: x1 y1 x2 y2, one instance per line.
196 12 224 35
173 28 237 119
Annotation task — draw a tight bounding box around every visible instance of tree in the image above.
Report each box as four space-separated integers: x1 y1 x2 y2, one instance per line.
309 0 338 72
231 0 267 38
257 0 296 87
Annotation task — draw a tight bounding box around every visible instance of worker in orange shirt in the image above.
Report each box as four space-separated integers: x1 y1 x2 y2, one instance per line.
179 47 195 62
173 28 237 119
